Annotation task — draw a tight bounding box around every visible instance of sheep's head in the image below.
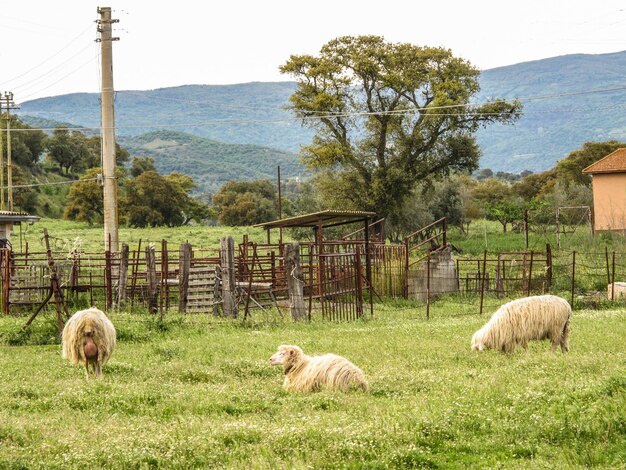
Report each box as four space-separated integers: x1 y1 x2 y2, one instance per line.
269 345 302 367
471 330 485 351
82 317 98 338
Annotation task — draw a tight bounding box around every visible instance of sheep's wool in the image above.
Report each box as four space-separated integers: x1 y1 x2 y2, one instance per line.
62 307 116 379
270 345 368 392
471 295 571 353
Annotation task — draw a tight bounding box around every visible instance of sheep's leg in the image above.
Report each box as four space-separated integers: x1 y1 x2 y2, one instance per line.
551 327 561 352
550 334 559 352
94 361 102 379
560 319 571 353
84 363 90 381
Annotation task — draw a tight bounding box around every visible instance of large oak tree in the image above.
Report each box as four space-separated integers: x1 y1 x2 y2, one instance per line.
281 35 522 224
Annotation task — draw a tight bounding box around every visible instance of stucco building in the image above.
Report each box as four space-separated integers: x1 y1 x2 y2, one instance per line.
582 148 626 232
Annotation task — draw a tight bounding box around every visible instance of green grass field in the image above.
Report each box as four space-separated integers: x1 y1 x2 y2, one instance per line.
18 217 626 256
1 220 625 468
18 218 271 253
0 305 624 469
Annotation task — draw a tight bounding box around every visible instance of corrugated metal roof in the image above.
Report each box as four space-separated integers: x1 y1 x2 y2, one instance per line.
582 148 626 174
254 210 376 229
0 211 40 223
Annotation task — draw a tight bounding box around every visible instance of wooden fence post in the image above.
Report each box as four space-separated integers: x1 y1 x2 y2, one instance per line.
105 250 112 310
220 236 238 318
146 245 158 315
213 266 221 316
178 243 191 313
611 251 616 301
117 243 129 307
160 239 169 313
527 251 534 297
285 243 306 321
605 246 610 286
570 251 576 310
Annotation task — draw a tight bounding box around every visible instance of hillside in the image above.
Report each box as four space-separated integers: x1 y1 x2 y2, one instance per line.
118 130 304 194
19 82 311 152
16 51 626 173
475 51 626 172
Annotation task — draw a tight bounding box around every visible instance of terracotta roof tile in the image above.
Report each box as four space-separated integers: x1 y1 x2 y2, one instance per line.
582 148 626 174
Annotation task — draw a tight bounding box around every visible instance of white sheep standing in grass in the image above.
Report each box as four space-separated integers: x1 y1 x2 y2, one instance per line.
62 307 116 380
269 345 368 392
471 295 571 354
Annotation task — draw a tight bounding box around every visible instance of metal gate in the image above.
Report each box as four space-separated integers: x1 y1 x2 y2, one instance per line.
318 250 367 321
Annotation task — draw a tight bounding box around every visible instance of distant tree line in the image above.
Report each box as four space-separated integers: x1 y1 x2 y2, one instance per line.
1 118 210 227
205 139 624 241
5 113 623 235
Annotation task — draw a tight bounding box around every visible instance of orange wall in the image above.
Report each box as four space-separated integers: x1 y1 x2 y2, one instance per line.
592 173 626 231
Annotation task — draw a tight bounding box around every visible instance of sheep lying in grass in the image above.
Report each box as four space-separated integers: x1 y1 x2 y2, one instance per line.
471 295 571 354
62 307 116 380
269 345 368 392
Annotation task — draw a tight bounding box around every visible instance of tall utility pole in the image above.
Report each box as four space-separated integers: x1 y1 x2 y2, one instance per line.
97 7 119 252
3 92 18 212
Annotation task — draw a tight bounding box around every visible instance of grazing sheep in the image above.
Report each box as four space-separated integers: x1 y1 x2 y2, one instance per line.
62 307 116 380
471 295 571 354
607 282 626 300
269 345 368 392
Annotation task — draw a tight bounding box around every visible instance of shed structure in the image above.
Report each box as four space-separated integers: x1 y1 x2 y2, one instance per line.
255 210 377 319
0 211 40 248
582 148 626 232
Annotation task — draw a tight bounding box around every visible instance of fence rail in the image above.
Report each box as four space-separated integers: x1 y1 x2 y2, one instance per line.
3 231 626 323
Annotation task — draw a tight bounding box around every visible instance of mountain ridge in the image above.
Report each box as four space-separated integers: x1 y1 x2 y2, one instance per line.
16 50 626 174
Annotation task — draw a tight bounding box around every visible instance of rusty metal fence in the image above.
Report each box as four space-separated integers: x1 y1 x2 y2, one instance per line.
4 228 625 323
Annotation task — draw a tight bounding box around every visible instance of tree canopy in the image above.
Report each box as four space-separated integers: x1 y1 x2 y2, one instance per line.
211 180 277 226
556 140 625 187
46 127 130 175
64 168 109 224
2 117 46 168
122 171 209 227
45 128 91 174
130 156 157 177
280 35 521 224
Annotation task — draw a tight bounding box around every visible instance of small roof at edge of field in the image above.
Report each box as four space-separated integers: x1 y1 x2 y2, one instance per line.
254 210 376 229
0 211 40 224
582 148 626 174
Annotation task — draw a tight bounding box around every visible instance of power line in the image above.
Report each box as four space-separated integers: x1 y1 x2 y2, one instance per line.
10 42 95 95
0 178 98 190
105 84 626 113
515 85 626 102
0 24 94 89
7 101 626 134
18 53 100 102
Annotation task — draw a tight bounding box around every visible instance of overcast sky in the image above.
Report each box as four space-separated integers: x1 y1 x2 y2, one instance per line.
0 0 624 103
